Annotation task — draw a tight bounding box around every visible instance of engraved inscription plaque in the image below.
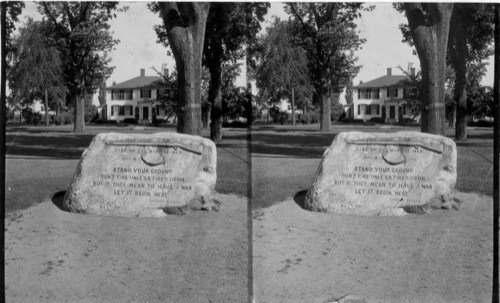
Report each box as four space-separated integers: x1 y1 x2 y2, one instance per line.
63 133 217 217
305 132 457 216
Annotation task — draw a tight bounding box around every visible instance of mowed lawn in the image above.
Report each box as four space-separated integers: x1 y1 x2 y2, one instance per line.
5 124 249 213
5 122 494 212
251 123 494 209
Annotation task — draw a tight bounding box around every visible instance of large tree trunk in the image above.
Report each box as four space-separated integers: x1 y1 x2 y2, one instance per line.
45 87 49 127
405 3 454 136
450 7 468 140
159 2 210 136
291 87 296 126
73 93 85 133
319 89 331 132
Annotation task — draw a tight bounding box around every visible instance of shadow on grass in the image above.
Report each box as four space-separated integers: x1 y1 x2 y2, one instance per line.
51 191 66 210
293 189 308 210
6 133 95 159
252 132 338 159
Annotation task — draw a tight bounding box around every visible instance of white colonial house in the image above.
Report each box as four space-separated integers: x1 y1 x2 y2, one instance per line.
351 68 415 123
104 68 171 123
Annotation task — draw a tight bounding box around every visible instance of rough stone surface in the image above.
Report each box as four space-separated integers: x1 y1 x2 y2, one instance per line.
63 132 217 217
305 131 457 216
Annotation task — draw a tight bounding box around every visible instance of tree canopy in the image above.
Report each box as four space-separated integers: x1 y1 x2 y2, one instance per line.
394 3 494 137
256 18 313 125
150 2 269 141
38 2 122 133
3 1 25 62
285 2 370 132
8 18 68 125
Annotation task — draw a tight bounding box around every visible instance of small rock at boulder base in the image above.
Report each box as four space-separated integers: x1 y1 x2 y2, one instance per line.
305 132 457 216
63 133 217 217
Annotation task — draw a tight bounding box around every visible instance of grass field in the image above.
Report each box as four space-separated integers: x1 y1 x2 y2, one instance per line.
5 122 494 212
251 123 494 209
5 124 249 213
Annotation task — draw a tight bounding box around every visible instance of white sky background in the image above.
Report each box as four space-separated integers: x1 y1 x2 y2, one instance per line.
18 2 495 104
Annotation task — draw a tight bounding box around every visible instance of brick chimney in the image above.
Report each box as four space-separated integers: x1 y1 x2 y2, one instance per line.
410 68 416 76
140 68 145 77
164 68 169 77
112 81 116 86
387 68 392 76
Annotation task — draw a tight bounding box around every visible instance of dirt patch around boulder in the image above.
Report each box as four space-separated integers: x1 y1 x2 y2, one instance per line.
5 193 248 303
253 191 493 303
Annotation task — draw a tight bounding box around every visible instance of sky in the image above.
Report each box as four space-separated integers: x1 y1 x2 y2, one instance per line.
17 2 495 104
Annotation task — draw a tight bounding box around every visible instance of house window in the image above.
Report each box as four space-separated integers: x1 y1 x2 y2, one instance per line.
372 89 380 99
112 90 133 100
365 104 372 115
403 88 416 98
357 104 361 115
375 104 380 115
111 106 114 116
359 89 372 99
140 89 152 99
119 106 125 116
387 88 398 98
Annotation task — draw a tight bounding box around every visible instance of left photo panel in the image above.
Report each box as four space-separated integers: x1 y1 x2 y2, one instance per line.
3 2 253 302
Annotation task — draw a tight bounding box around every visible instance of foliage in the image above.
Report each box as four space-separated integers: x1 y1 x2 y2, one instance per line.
54 109 74 125
268 106 288 124
468 85 493 118
4 1 25 63
151 68 179 120
256 18 313 111
150 2 268 139
223 87 248 120
285 3 370 95
21 107 42 125
285 2 371 131
394 3 493 137
301 111 320 124
8 18 68 109
39 2 124 132
330 103 345 122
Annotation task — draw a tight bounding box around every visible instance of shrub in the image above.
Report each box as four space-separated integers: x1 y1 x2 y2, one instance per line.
222 121 247 128
123 118 137 124
370 117 385 124
269 106 289 125
301 111 320 124
54 111 74 125
21 108 42 126
331 104 345 122
469 119 493 127
84 105 98 123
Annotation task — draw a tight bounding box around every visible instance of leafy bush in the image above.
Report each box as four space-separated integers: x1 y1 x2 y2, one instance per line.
370 117 385 124
54 110 74 125
222 121 247 128
123 118 137 124
84 104 98 122
21 108 42 125
301 111 319 124
468 119 493 127
268 106 289 125
331 104 345 122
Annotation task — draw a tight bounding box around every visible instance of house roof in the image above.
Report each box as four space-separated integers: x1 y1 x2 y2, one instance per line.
108 76 162 89
353 75 412 89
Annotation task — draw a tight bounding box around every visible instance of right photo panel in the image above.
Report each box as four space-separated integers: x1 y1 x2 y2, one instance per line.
251 3 495 303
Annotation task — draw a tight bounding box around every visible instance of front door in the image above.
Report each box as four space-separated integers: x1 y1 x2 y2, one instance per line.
143 106 149 120
135 107 139 120
389 105 396 119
